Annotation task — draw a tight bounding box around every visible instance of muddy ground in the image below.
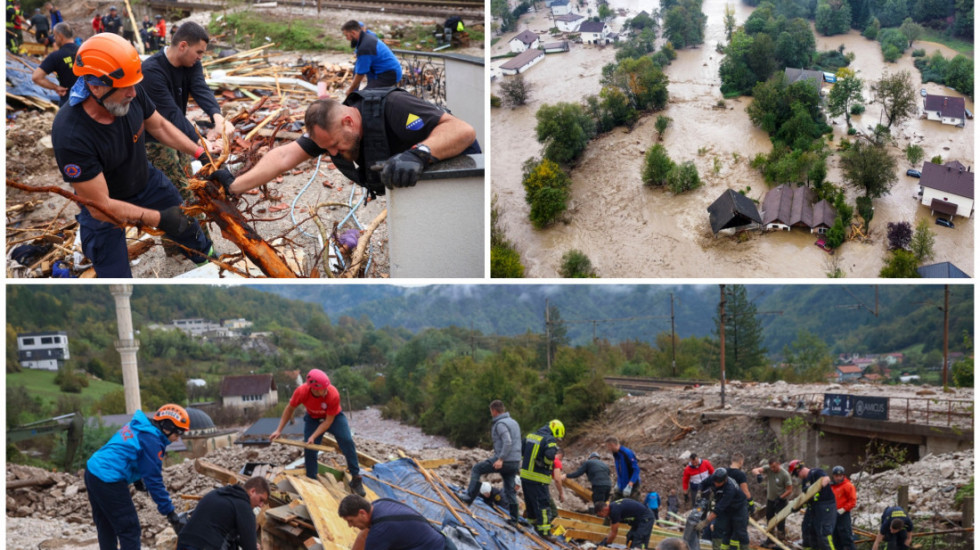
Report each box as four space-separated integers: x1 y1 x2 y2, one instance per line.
5 4 482 279
491 2 974 277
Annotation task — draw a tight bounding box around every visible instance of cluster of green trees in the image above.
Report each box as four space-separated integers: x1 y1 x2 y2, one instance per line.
492 0 531 32
662 0 708 47
880 219 936 277
521 157 574 229
490 195 525 278
642 144 703 193
743 0 971 38
913 50 974 98
719 3 817 96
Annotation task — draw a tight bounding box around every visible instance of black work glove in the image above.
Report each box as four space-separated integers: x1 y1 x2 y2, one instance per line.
757 473 764 484
133 479 147 492
380 147 430 189
748 500 756 515
684 492 690 504
194 148 210 163
167 511 183 534
597 537 609 546
157 206 197 240
207 168 236 197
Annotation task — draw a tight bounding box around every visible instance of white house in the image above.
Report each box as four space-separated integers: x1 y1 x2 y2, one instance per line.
554 13 584 32
551 0 573 15
500 49 545 75
919 160 974 219
923 94 966 127
578 21 609 44
542 40 570 53
222 318 253 330
220 374 278 411
509 30 540 53
17 331 70 371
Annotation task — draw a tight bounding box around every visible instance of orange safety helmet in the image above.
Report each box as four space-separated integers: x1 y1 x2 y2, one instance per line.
154 404 191 432
73 33 143 88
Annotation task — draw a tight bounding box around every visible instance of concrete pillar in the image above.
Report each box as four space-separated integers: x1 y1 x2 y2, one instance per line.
109 284 141 415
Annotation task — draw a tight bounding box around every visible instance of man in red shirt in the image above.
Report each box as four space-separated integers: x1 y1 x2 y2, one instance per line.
91 12 103 34
681 453 714 509
830 465 856 550
269 369 365 496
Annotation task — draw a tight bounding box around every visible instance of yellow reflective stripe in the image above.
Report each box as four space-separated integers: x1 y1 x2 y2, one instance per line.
826 535 836 550
520 433 553 483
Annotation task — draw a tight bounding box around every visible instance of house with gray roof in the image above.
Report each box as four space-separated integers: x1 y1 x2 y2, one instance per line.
761 184 836 233
509 30 540 53
923 94 966 127
919 160 974 218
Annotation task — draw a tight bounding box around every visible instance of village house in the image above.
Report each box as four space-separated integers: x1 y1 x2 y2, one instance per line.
578 21 609 44
917 262 971 278
220 374 279 412
554 13 584 32
707 189 762 235
835 365 862 383
16 331 69 371
509 30 540 53
918 160 974 219
541 40 571 53
550 0 573 15
784 68 826 93
923 94 966 127
761 184 836 233
500 48 545 75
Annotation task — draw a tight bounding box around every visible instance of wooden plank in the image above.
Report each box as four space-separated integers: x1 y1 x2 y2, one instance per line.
558 508 605 524
289 474 359 549
194 458 245 485
563 478 593 502
273 437 382 468
417 458 457 469
766 482 820 531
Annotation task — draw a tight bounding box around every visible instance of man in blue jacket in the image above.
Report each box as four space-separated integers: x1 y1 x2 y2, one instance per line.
85 404 189 549
605 436 642 501
341 19 402 97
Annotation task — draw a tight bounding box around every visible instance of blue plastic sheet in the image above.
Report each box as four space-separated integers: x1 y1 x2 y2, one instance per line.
6 55 60 103
364 458 564 550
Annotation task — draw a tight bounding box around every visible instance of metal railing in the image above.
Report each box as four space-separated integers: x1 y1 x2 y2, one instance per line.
394 49 448 108
786 393 973 429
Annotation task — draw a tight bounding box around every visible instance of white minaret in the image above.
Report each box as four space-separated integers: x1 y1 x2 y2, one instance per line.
109 284 141 415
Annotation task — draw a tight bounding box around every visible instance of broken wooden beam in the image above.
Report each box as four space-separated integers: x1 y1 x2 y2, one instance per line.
194 458 246 485
562 478 593 502
6 476 55 489
272 437 381 468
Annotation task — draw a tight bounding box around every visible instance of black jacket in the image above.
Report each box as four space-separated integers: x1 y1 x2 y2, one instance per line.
177 485 257 550
141 50 222 143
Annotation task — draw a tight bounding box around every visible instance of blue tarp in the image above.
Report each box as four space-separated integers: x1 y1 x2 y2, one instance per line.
6 54 60 103
365 459 564 550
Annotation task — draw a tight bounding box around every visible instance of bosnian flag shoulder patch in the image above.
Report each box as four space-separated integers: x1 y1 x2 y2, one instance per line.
405 113 424 131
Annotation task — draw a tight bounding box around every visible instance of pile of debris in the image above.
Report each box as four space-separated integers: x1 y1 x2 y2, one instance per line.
6 44 394 279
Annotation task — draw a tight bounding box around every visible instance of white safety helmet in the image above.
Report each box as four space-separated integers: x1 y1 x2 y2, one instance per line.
480 481 492 496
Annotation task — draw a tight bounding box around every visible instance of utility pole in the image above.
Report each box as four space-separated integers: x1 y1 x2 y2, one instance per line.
670 292 677 377
545 298 552 371
942 284 950 391
719 285 726 408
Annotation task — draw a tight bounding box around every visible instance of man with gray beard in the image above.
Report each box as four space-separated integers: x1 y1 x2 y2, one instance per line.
51 33 217 277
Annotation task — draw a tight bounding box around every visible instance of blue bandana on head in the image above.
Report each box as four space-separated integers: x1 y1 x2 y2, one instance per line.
68 75 110 106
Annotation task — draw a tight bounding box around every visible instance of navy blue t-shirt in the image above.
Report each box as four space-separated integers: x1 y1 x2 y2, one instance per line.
52 85 157 200
353 31 403 82
609 498 653 526
803 468 836 503
880 506 913 535
39 42 78 89
365 499 446 550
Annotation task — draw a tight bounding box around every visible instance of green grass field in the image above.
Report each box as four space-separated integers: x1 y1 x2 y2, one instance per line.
919 29 974 58
6 369 123 415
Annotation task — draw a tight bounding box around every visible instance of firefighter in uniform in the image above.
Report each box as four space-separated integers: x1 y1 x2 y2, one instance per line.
519 419 564 537
789 460 837 550
697 468 749 550
872 507 913 550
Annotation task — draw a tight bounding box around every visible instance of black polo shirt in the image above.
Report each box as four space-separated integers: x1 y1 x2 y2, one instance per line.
52 86 157 200
39 42 78 89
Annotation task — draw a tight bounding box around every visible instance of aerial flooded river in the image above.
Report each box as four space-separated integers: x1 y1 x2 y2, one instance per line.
491 0 973 277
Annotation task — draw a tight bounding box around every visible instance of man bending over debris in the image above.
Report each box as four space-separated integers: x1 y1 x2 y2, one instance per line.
460 400 522 522
597 497 656 549
872 506 913 550
52 33 217 277
269 368 366 496
31 22 77 106
567 451 613 512
176 476 270 550
209 89 479 201
339 494 457 550
789 460 837 550
341 19 402 96
85 404 190 549
696 468 749 550
141 21 230 201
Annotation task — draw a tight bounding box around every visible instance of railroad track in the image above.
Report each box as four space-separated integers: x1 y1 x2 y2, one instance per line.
604 376 714 394
149 0 483 20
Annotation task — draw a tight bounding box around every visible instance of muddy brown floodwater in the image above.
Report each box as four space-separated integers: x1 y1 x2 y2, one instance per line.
491 2 973 278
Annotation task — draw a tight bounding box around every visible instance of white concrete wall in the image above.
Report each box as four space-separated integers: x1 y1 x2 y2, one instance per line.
509 38 528 52
22 359 59 371
388 163 485 278
921 188 973 218
557 20 580 32
552 4 572 15
445 56 485 150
